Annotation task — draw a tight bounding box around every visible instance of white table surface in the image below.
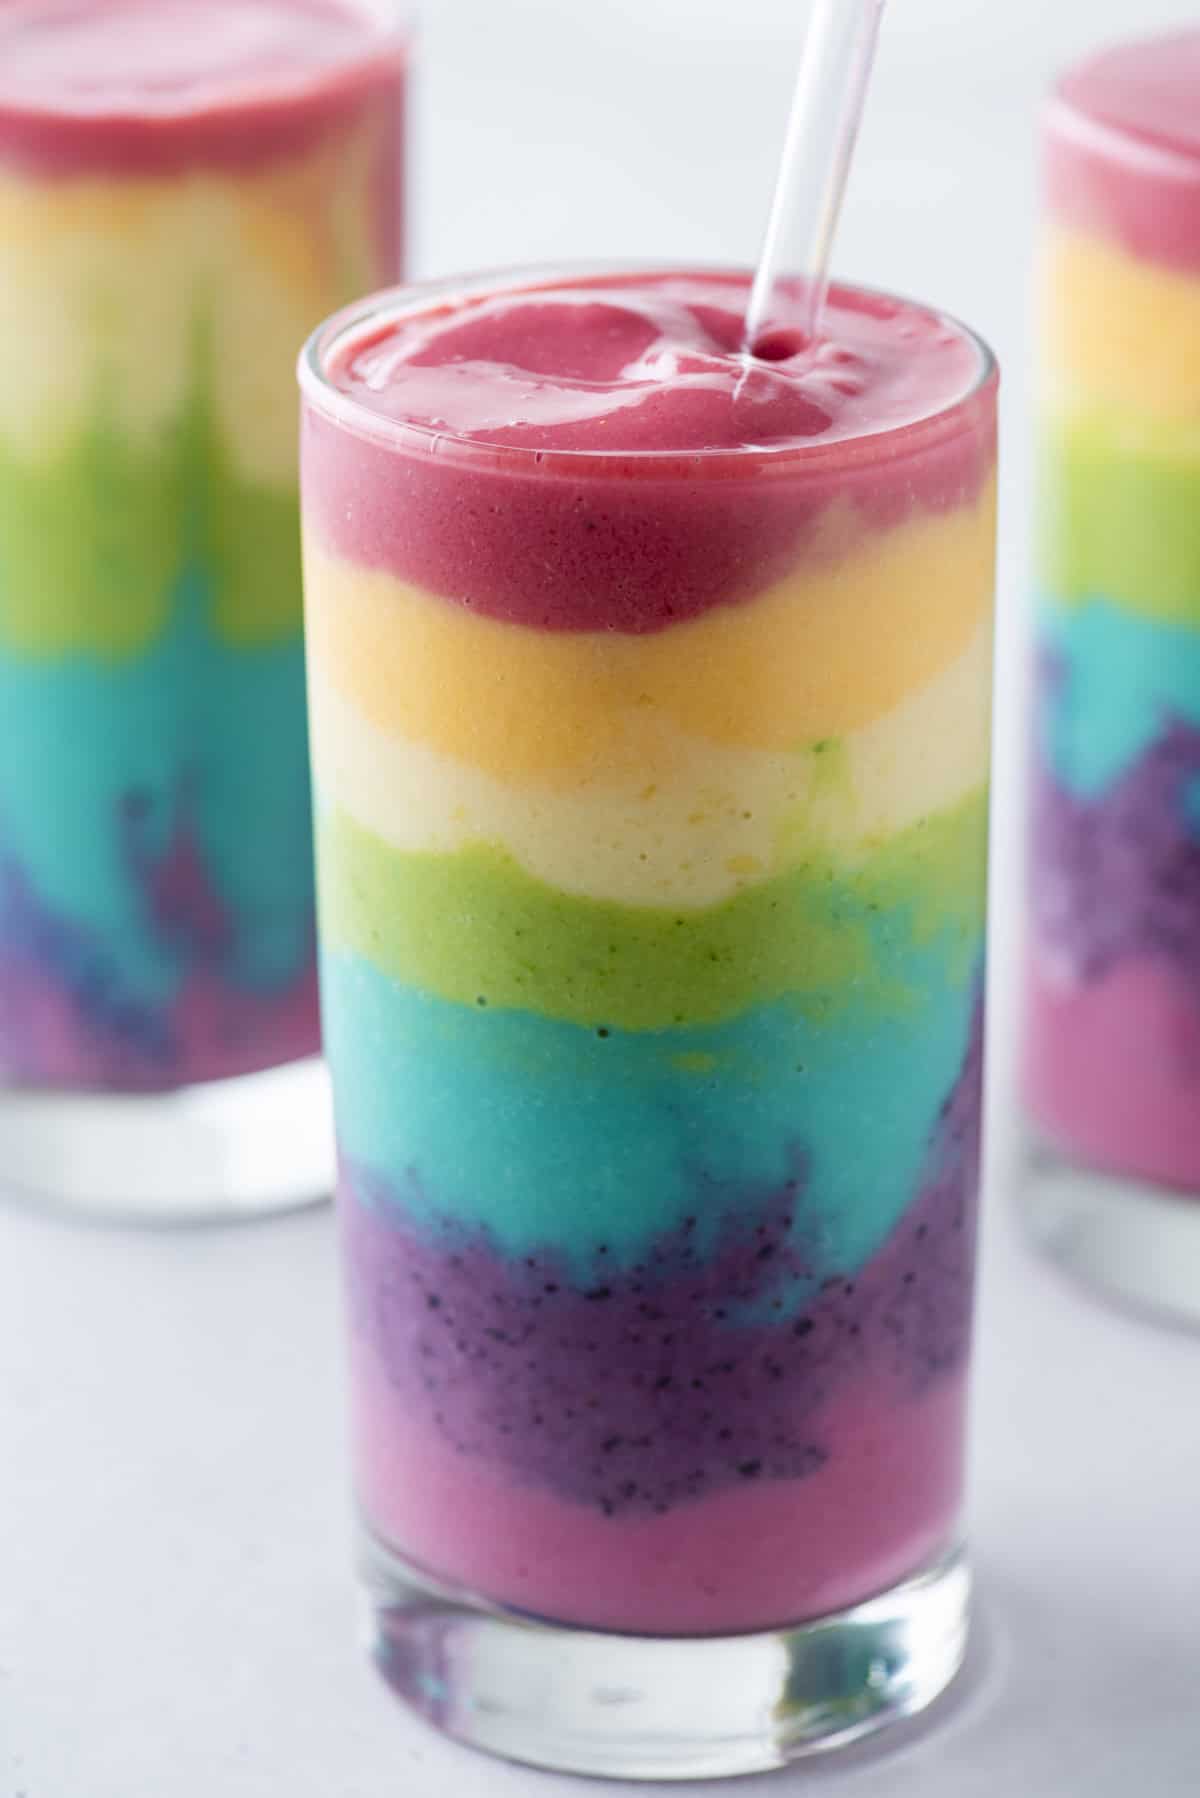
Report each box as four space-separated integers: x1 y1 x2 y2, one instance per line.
4 2 1200 1792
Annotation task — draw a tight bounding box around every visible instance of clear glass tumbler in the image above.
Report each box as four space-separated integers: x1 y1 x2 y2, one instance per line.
0 0 409 1220
300 265 998 1778
1021 32 1200 1322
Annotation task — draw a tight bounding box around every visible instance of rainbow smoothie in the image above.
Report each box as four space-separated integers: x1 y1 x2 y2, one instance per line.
1025 34 1200 1192
0 0 405 1092
300 270 997 1635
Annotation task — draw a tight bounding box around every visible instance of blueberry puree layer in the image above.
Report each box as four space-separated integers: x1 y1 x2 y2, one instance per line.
1031 654 1200 994
342 1000 981 1521
0 785 318 1088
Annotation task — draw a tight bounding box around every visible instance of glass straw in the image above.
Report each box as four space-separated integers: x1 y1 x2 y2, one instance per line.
744 0 887 354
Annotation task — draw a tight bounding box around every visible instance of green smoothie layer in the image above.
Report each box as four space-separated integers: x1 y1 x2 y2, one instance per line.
0 353 302 660
1039 402 1200 623
316 791 989 1034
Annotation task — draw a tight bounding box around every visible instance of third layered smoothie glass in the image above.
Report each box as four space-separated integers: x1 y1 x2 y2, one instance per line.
1022 33 1200 1320
300 266 997 1776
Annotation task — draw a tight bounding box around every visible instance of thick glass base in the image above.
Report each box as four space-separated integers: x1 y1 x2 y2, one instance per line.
1021 1130 1200 1329
0 1056 334 1225
361 1528 970 1781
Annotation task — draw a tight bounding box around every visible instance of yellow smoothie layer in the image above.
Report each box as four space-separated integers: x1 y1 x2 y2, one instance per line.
302 480 996 790
308 607 992 908
1042 229 1200 421
0 113 388 482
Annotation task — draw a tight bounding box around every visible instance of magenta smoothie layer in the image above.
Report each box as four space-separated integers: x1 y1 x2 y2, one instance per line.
354 1363 967 1636
0 0 405 1093
305 272 992 632
302 267 995 1634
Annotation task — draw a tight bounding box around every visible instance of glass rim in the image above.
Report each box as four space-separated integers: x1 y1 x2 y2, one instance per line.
298 262 999 479
1047 32 1200 184
1046 95 1200 184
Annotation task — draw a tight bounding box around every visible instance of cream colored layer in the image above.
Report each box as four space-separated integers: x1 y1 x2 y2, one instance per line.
303 484 996 787
308 610 991 907
1042 229 1200 423
0 118 387 482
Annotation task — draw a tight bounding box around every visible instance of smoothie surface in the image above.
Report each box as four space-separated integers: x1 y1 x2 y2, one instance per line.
0 0 390 112
1046 31 1200 273
325 272 986 458
0 0 405 176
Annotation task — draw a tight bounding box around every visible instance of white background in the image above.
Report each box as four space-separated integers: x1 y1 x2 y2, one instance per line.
4 1 1200 1793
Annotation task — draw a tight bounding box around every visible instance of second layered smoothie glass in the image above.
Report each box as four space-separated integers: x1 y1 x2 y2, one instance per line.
300 266 998 1777
0 0 408 1217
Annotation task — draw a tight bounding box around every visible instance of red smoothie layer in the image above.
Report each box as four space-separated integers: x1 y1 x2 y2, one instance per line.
301 270 995 634
0 0 407 178
1046 31 1200 272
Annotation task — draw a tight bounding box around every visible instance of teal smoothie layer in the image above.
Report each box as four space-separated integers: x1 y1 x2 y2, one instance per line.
1037 594 1200 797
0 566 313 999
325 948 982 1282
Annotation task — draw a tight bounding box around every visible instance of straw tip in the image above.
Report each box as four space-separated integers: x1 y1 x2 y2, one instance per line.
748 326 811 364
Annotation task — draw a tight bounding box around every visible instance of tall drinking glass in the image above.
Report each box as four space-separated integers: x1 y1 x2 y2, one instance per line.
300 266 998 1778
1021 32 1200 1321
0 0 408 1219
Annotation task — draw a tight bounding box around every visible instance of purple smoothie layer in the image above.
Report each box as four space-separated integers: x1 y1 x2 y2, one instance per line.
342 1001 981 1520
0 0 407 182
301 271 995 633
0 788 319 1090
1031 675 1200 995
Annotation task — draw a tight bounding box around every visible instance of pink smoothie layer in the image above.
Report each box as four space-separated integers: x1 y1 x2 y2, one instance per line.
1 958 320 1092
0 0 407 178
1046 31 1200 271
350 1345 965 1636
1025 956 1200 1192
302 270 995 632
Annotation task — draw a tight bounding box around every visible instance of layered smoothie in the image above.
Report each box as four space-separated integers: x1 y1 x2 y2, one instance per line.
301 269 997 1635
0 0 406 1092
1026 34 1200 1191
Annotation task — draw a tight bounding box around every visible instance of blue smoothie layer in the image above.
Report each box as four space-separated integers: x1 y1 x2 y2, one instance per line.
0 560 314 1011
1038 594 1200 799
322 930 983 1282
